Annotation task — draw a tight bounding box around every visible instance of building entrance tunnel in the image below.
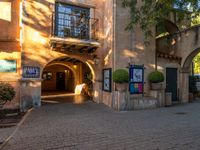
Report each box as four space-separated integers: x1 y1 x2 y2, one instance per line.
41 57 93 104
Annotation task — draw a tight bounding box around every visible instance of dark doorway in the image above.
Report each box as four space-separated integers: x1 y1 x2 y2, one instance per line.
166 68 178 101
56 72 65 91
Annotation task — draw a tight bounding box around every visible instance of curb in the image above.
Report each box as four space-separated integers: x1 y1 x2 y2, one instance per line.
0 108 33 150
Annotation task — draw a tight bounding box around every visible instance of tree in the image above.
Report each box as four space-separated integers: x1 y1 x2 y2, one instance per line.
122 0 200 38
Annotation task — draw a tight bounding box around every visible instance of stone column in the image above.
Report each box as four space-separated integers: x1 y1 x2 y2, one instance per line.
20 79 42 111
180 69 190 103
93 80 102 103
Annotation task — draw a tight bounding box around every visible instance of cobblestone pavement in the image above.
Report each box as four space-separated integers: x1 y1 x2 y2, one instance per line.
0 127 15 144
2 100 200 150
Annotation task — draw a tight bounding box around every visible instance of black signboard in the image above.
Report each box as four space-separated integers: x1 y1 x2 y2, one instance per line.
103 68 112 92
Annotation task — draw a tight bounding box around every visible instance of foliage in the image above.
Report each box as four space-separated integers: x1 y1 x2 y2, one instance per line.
83 72 93 97
193 53 200 74
84 72 93 84
189 76 198 94
192 14 200 25
113 69 129 83
122 0 200 39
148 71 164 83
0 82 16 106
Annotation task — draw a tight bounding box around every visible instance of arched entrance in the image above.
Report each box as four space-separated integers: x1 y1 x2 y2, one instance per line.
180 48 200 103
41 56 94 104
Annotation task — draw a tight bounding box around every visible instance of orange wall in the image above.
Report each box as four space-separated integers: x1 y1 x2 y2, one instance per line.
0 0 20 40
0 0 21 108
0 0 20 52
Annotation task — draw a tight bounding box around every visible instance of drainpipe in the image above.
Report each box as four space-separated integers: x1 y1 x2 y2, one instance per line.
113 0 116 81
113 0 116 70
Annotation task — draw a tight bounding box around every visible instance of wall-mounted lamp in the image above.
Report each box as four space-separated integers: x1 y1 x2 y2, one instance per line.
93 57 100 65
73 64 78 69
128 57 133 66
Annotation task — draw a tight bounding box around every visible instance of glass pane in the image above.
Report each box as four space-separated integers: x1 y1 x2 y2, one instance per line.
56 3 90 39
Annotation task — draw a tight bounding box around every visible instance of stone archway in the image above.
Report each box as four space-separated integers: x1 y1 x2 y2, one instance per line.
179 48 200 103
40 55 100 104
157 25 200 104
45 62 78 86
42 63 76 93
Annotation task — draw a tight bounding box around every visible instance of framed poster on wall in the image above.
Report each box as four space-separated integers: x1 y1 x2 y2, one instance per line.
42 72 53 80
129 65 144 94
103 68 112 92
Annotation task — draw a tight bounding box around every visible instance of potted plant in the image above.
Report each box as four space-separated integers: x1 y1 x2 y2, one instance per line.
0 82 16 119
83 72 93 97
113 69 129 91
148 71 164 90
0 82 16 109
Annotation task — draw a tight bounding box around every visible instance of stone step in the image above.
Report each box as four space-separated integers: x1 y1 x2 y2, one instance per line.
131 97 157 110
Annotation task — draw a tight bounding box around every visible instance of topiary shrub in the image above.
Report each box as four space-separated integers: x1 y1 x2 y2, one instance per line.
0 82 16 107
113 69 129 83
148 71 164 83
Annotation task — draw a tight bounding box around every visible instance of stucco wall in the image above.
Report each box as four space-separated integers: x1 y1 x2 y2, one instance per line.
101 0 114 107
115 0 156 95
157 57 181 99
21 0 106 106
0 0 20 40
0 0 21 108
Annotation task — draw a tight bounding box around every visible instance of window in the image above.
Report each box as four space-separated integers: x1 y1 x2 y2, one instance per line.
55 3 90 39
0 2 11 22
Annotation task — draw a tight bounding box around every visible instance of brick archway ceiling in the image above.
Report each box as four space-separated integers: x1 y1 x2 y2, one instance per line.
53 57 81 63
50 37 100 54
157 51 182 62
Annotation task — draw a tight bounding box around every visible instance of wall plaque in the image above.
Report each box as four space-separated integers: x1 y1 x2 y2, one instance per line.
0 60 17 72
23 66 40 78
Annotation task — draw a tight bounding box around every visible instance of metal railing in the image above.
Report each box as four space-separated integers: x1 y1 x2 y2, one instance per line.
51 12 99 40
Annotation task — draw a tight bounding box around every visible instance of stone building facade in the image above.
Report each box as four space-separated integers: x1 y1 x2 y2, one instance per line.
0 0 198 110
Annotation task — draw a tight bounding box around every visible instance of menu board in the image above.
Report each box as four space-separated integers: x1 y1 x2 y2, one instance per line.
103 68 112 92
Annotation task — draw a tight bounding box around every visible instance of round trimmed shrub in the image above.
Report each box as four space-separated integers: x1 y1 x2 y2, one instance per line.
148 71 164 83
0 82 16 106
113 69 129 83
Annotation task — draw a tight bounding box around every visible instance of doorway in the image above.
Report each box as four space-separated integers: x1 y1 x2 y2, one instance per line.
56 72 65 91
41 57 94 104
166 68 178 101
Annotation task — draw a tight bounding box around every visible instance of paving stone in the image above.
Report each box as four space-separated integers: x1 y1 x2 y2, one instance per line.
1 100 200 150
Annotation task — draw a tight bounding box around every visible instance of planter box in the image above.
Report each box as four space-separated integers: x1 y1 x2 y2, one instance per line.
115 83 128 92
150 82 163 90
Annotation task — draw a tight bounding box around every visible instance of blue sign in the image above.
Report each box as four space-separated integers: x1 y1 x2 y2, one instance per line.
23 66 40 78
0 60 17 72
129 65 144 94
